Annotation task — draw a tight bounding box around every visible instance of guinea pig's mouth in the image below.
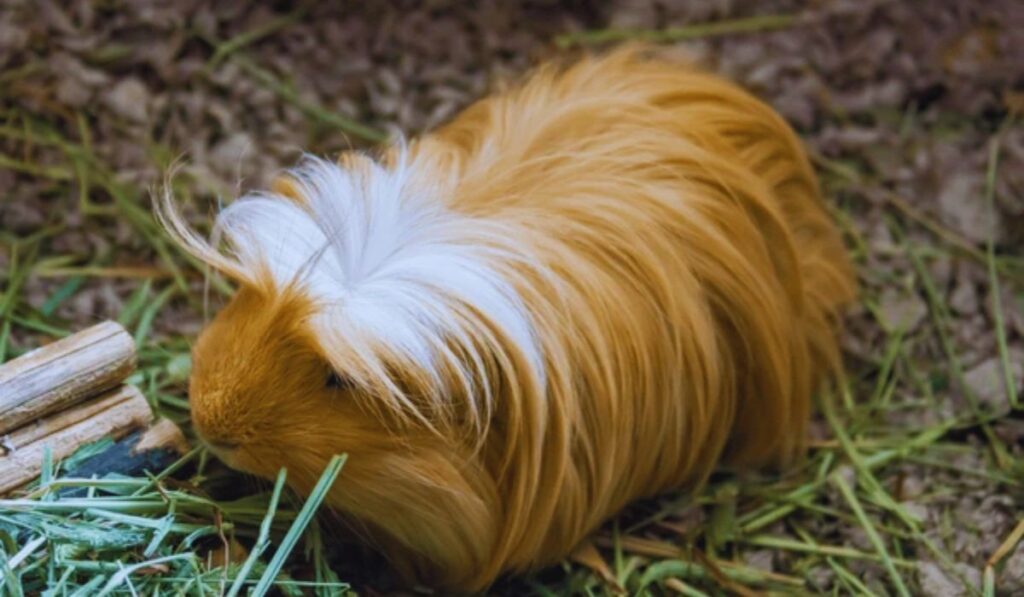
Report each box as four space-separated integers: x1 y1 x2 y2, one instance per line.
191 420 241 453
195 432 242 458
205 438 240 451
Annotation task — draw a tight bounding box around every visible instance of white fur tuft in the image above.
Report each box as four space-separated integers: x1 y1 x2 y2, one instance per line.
211 152 544 422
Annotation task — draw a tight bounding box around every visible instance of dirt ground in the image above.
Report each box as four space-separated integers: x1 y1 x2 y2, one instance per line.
2 0 1023 594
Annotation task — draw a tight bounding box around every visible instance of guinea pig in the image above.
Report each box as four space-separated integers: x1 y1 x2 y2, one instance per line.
158 46 855 591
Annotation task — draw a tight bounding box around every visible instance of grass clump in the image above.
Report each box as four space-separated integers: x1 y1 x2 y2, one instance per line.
0 450 348 596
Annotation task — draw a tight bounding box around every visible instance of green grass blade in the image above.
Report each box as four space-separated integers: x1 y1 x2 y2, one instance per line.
831 475 911 597
983 138 1017 409
225 468 289 597
250 454 347 597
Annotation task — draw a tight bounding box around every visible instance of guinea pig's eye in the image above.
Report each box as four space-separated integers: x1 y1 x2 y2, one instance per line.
325 370 354 391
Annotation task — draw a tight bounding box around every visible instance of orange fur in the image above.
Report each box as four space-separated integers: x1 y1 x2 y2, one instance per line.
161 47 855 591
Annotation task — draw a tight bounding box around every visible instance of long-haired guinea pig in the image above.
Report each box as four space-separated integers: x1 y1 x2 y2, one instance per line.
159 46 855 591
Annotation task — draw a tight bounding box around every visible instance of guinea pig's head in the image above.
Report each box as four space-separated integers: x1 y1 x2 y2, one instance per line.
185 285 351 485
158 154 543 588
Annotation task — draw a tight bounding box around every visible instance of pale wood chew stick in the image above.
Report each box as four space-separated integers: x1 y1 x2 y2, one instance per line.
134 418 190 455
0 321 136 435
0 385 153 495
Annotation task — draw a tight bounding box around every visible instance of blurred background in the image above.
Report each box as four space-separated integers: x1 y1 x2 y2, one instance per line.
1 1 1023 594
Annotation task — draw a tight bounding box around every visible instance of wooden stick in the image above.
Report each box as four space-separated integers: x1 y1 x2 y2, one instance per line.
0 385 152 495
0 321 136 436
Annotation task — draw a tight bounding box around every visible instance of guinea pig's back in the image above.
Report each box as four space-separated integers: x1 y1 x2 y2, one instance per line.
409 47 855 577
426 44 853 446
